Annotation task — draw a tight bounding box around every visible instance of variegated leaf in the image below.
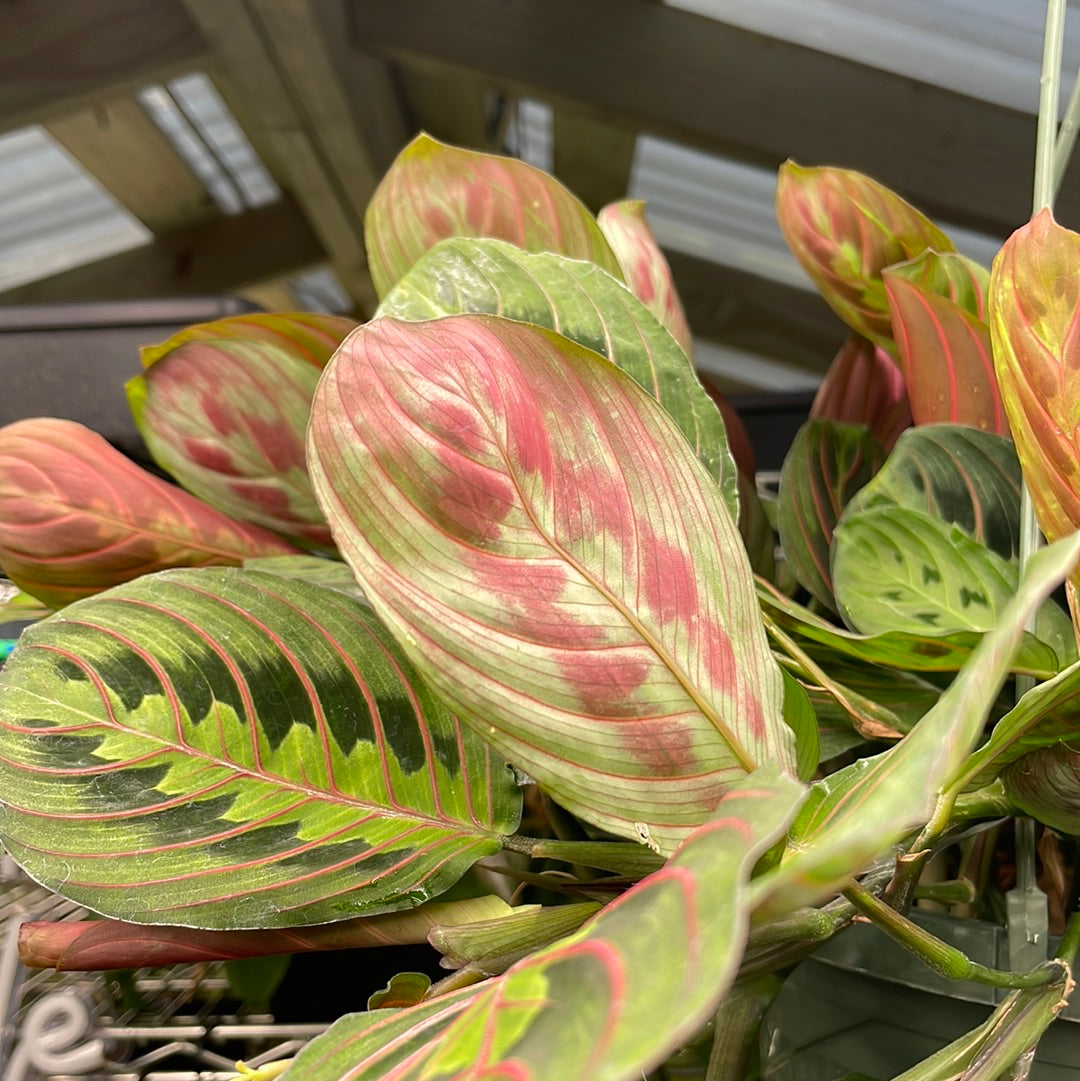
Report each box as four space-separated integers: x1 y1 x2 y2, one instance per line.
283 768 805 1081
843 425 1022 560
990 210 1080 553
377 236 736 515
776 420 884 610
1001 744 1080 834
139 312 356 371
308 315 796 854
754 535 1080 918
775 162 954 349
832 506 1017 636
884 253 1006 434
758 577 1059 678
364 133 621 298
0 568 520 927
129 324 353 548
809 334 912 452
597 199 694 356
0 419 298 608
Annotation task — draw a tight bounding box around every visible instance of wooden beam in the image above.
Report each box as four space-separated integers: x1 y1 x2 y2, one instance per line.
45 98 217 233
181 0 408 313
0 0 208 131
665 249 842 375
349 0 1075 236
0 198 324 305
395 57 494 151
552 108 637 214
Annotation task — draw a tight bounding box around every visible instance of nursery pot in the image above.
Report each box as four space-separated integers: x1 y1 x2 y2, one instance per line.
760 910 1080 1080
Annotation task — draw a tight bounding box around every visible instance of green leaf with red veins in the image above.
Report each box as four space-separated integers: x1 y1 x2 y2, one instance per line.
598 199 695 357
364 133 621 298
776 420 885 611
753 535 1080 920
0 568 520 928
810 334 911 452
842 425 1022 561
0 419 298 608
884 253 1007 434
129 338 336 549
990 209 1080 551
377 236 737 517
282 767 805 1081
308 315 796 854
139 312 357 371
1001 743 1080 834
776 162 954 349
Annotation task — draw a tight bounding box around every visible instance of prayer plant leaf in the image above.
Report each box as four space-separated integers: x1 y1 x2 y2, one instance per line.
308 315 796 855
843 425 1022 561
377 236 737 515
757 578 1060 679
0 419 298 609
832 506 1016 637
776 420 885 611
754 535 1080 918
1001 744 1080 834
775 162 954 349
0 568 521 928
128 317 356 550
597 198 694 357
883 253 1007 434
282 768 805 1081
809 334 911 452
364 133 621 299
990 209 1080 553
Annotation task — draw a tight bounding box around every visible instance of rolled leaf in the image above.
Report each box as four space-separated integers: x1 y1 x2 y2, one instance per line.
1001 744 1080 834
308 315 796 854
776 162 954 349
376 236 737 515
753 534 1080 919
365 133 621 298
832 506 1017 636
810 334 912 451
139 312 356 371
776 420 885 610
0 569 520 927
842 425 1021 560
598 198 694 356
990 209 1080 551
282 768 805 1081
129 331 346 549
884 253 1006 433
0 418 297 608
19 896 513 971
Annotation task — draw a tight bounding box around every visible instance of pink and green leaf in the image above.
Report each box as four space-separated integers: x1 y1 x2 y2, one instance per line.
376 236 737 515
364 133 621 298
0 419 298 608
0 568 520 927
776 162 954 349
843 425 1022 560
282 768 805 1081
990 209 1080 552
597 198 694 357
139 312 356 371
19 895 513 971
308 315 796 854
884 253 1007 433
809 334 912 452
753 534 1080 918
129 328 351 549
776 420 885 611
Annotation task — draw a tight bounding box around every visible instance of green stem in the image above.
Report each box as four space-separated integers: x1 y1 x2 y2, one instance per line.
1034 0 1067 214
843 883 1062 989
1053 63 1080 194
704 981 777 1081
912 879 977 906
